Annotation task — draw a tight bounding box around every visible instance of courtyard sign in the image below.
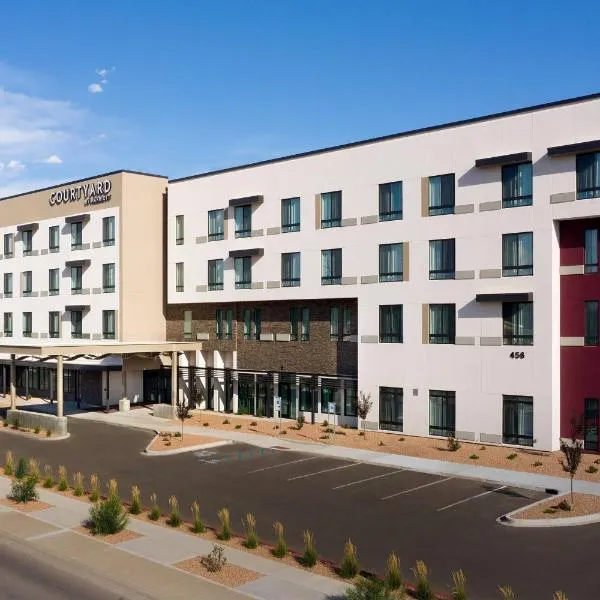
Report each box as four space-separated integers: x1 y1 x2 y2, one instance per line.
49 179 112 207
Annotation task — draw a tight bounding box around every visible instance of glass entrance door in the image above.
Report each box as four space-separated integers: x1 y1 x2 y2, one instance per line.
279 381 296 420
256 375 272 418
143 369 171 404
584 398 599 452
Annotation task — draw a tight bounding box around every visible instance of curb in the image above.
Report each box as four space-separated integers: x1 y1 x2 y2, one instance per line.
143 433 233 456
498 492 600 527
0 426 70 442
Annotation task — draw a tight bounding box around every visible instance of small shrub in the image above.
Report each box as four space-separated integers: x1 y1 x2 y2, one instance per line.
543 508 557 514
34 426 40 434
235 424 242 429
217 507 231 540
148 492 160 520
203 422 209 427
319 435 330 440
273 424 279 430
4 451 14 476
322 420 329 427
335 430 346 436
250 421 258 427
88 493 128 535
451 569 467 600
2 420 7 427
281 429 287 435
447 437 461 452
243 513 259 549
324 427 334 433
469 454 479 460
384 552 403 591
15 457 28 480
556 499 571 512
42 465 54 488
585 465 598 474
202 544 227 572
11 418 19 430
9 476 38 503
272 521 287 558
412 560 434 600
167 495 181 527
173 431 181 438
27 458 40 483
378 440 385 447
344 578 392 600
107 479 118 498
296 414 305 430
190 500 204 533
89 474 100 502
498 585 516 600
595 458 600 465
533 461 543 467
130 486 142 515
339 539 360 579
46 429 52 437
479 445 486 451
553 592 569 600
72 472 84 496
302 530 318 567
57 466 68 491
358 431 365 437
506 453 518 460
222 419 230 425
399 437 405 442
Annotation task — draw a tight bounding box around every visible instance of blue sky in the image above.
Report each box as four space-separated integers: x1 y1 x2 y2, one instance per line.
0 0 599 195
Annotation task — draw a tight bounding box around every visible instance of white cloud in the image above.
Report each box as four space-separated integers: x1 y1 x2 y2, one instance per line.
88 83 103 94
37 154 62 165
96 68 109 78
7 159 25 172
101 79 108 84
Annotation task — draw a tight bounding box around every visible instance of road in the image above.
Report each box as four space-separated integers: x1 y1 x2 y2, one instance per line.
0 418 598 599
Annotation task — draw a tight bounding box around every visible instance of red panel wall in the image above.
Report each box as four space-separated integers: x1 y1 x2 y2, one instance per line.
560 219 600 439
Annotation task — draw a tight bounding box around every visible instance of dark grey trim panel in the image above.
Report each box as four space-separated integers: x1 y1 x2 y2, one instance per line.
65 259 91 268
475 152 532 168
64 304 91 311
65 214 90 224
228 195 263 208
228 248 263 258
16 223 39 232
548 139 600 156
476 292 533 302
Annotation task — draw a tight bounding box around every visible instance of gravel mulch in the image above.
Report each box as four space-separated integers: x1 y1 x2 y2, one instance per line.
512 493 600 520
73 525 142 544
148 433 222 452
0 498 52 512
176 556 261 588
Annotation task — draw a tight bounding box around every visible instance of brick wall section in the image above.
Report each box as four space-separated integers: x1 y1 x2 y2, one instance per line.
166 298 357 376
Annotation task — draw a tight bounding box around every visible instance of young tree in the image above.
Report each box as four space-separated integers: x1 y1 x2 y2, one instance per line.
356 391 373 437
559 415 584 506
176 397 191 439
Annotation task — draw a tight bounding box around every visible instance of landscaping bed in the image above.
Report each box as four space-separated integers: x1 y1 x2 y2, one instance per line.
176 556 261 588
146 432 222 453
73 525 142 544
0 497 51 512
512 493 600 520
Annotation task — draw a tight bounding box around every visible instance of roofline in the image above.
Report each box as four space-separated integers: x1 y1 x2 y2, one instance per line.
0 169 168 202
169 91 600 184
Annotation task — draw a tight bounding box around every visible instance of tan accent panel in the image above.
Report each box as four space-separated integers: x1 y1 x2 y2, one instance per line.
0 173 123 227
421 178 429 217
403 242 409 281
119 173 168 342
422 304 429 344
315 193 321 229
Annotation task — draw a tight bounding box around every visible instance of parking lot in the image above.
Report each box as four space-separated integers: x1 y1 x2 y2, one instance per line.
1 420 599 599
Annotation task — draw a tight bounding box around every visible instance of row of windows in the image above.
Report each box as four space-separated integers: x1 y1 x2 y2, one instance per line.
2 310 115 339
2 264 116 296
3 217 115 258
175 232 534 292
378 388 534 446
173 152 600 245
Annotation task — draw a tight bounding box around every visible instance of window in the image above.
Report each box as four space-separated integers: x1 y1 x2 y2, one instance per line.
584 398 599 452
576 152 600 200
379 181 403 221
429 390 455 437
208 209 225 241
22 312 32 337
281 197 300 233
299 379 312 412
208 259 224 291
22 229 33 255
175 262 184 292
22 271 32 295
502 162 533 207
234 256 252 289
71 310 83 338
585 301 599 346
175 215 184 245
301 307 310 341
3 312 12 337
216 308 233 341
429 304 455 344
380 305 403 343
234 205 252 238
290 308 299 341
321 384 340 414
321 248 342 285
71 266 83 294
183 310 192 340
379 243 403 282
103 263 115 292
380 387 403 431
281 252 300 287
429 239 455 279
290 306 311 341
584 228 598 273
428 174 455 216
243 308 260 340
102 216 115 246
254 308 261 340
503 395 533 446
3 233 13 258
49 226 59 251
49 311 60 339
502 232 533 276
71 221 83 249
102 310 116 340
344 386 357 417
3 273 12 297
320 191 342 228
330 307 340 341
503 301 533 345
49 269 59 295
343 306 352 337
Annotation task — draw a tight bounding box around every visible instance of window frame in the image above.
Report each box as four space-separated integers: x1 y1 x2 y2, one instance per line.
102 263 115 293
584 228 599 273
379 304 403 343
216 308 233 341
3 233 14 258
585 300 599 346
234 256 252 289
576 152 600 200
502 395 534 446
175 215 184 245
208 209 225 241
429 239 455 280
102 216 115 246
3 273 12 297
428 174 455 216
321 248 342 285
175 262 184 292
502 232 533 277
503 301 534 346
429 304 456 344
22 229 33 256
281 252 300 287
48 311 60 339
22 271 32 295
234 205 252 238
49 225 60 252
379 243 403 282
22 312 32 338
281 197 300 233
3 312 12 337
49 268 59 296
320 191 342 229
70 310 83 338
429 389 456 437
70 265 83 294
70 221 83 249
502 162 533 208
379 181 403 222
330 306 340 341
208 259 224 291
379 387 403 431
102 310 116 340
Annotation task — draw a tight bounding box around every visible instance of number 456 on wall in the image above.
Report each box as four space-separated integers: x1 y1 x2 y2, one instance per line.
509 352 525 359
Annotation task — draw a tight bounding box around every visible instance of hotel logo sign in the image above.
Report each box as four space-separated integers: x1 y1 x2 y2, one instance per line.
49 180 112 207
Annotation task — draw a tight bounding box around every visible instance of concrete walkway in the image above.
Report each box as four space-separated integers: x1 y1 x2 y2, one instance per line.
74 407 600 496
0 475 348 600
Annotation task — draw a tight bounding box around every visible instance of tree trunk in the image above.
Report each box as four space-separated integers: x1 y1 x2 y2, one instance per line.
571 475 574 506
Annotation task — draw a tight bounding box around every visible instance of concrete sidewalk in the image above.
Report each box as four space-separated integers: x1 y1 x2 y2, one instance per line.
74 408 600 496
0 475 348 600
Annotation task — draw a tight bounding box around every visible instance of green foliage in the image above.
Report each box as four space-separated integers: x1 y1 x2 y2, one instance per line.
560 436 584 505
222 419 230 425
27 458 40 483
46 429 52 437
203 422 209 427
148 492 160 521
34 426 40 434
324 427 334 433
217 507 231 540
447 437 461 452
243 512 259 549
506 453 518 460
202 544 227 572
235 424 242 429
533 461 543 467
130 486 142 515
296 414 305 430
15 457 28 480
412 560 434 600
89 474 100 502
384 552 403 591
9 476 38 503
272 521 287 558
556 499 571 512
378 440 385 447
57 465 68 491
498 585 516 600
167 495 181 527
176 399 191 439
173 431 181 438
322 420 329 427
11 418 19 430
469 454 479 460
88 493 128 535
2 420 7 427
553 592 569 600
250 421 258 427
340 539 360 579
42 465 54 488
302 530 318 567
399 437 405 442
72 472 84 496
451 569 467 600
595 458 600 465
344 578 394 600
4 451 14 476
585 465 598 474
543 508 557 514
190 501 204 533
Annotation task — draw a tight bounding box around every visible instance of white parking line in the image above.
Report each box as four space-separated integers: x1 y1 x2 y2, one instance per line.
332 469 403 490
288 462 362 481
246 456 319 474
437 485 507 512
380 477 454 500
